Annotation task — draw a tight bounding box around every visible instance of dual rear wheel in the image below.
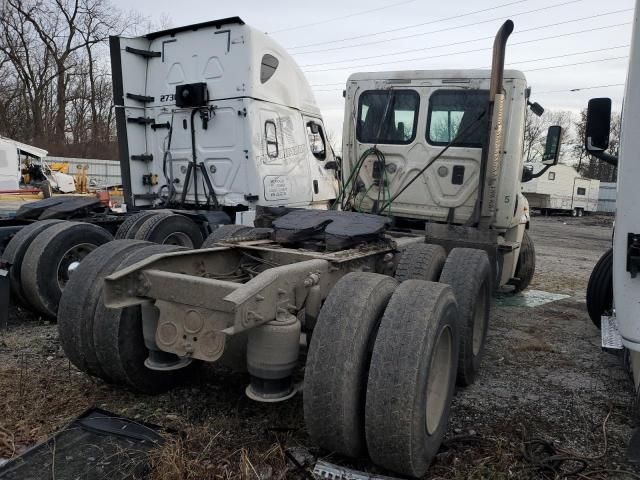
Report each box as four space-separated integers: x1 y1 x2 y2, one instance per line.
304 244 492 477
304 273 458 478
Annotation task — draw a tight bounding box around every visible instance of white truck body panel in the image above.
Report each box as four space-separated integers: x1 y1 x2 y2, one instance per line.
522 163 599 212
613 0 640 350
0 137 48 190
342 69 528 231
111 17 337 210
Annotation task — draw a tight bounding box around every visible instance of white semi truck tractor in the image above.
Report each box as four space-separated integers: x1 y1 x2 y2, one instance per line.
585 0 640 457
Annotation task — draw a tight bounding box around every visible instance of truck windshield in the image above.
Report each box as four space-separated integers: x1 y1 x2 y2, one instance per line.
427 90 489 148
357 90 419 145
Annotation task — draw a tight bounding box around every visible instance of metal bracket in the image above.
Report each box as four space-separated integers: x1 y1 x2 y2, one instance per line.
131 154 153 162
127 116 155 125
125 46 161 58
126 93 154 103
627 233 640 278
151 122 171 131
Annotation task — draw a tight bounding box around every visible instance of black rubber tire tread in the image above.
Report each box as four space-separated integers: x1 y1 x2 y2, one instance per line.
114 211 160 239
57 240 151 378
2 219 64 307
395 243 447 282
202 225 253 247
21 221 114 318
93 243 191 393
365 280 459 478
440 248 492 387
134 213 203 248
587 248 613 329
513 230 536 293
304 272 398 458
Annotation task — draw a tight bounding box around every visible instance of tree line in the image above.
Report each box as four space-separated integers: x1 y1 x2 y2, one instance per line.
0 0 162 159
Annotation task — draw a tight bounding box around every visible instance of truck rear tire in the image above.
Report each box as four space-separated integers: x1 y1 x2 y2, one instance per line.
21 221 113 318
57 239 150 378
134 213 204 248
440 248 492 387
587 248 613 329
114 211 161 239
2 219 64 307
304 272 398 458
365 280 458 478
92 243 192 393
395 243 447 282
513 230 535 293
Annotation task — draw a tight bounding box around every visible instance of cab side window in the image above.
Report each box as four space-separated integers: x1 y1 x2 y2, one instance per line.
265 120 279 158
427 90 489 147
306 121 327 160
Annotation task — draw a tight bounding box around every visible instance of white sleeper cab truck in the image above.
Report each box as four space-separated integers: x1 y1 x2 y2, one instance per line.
585 0 640 456
340 61 562 290
110 17 338 223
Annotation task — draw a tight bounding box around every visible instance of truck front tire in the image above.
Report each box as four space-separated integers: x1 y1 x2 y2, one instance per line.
586 248 613 329
513 230 535 293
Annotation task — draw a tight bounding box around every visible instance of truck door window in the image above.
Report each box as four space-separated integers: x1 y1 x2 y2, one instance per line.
356 90 419 145
427 90 489 147
265 120 279 158
306 122 327 159
576 187 586 195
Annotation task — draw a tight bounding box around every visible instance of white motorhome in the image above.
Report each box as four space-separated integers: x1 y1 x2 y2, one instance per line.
522 163 599 216
110 17 338 220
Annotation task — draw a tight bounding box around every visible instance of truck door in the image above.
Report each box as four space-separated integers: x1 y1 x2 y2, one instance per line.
257 108 312 207
302 116 339 205
351 86 485 222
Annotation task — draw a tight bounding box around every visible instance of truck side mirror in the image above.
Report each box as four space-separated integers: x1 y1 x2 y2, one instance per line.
585 97 612 152
542 125 562 165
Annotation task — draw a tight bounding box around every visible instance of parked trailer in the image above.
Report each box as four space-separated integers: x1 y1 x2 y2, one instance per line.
56 19 564 477
522 163 599 216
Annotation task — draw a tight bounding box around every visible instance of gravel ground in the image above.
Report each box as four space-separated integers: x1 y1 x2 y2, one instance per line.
0 213 637 479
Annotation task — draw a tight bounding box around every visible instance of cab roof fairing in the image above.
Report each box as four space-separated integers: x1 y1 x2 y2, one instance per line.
346 69 527 84
114 17 321 117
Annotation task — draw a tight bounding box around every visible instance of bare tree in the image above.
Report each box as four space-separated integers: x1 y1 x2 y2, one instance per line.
574 109 620 182
523 109 573 163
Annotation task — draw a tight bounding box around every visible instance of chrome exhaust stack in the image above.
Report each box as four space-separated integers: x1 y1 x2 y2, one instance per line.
471 20 514 228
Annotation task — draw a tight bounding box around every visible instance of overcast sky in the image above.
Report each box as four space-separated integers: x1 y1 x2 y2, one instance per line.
111 0 633 139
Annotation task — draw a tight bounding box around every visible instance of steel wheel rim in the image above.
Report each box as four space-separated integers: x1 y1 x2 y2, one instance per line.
425 325 453 435
161 231 193 248
472 283 488 356
56 243 96 290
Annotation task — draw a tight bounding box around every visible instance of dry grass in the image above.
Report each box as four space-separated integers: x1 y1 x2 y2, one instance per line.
146 424 292 480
